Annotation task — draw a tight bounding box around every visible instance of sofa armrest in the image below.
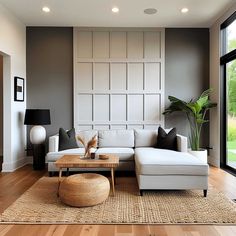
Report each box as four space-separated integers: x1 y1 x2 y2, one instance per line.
49 135 59 152
176 134 188 152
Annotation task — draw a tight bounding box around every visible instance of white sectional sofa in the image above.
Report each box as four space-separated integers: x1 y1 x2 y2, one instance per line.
46 129 209 197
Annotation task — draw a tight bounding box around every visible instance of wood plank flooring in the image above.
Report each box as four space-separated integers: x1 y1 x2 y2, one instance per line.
0 165 236 236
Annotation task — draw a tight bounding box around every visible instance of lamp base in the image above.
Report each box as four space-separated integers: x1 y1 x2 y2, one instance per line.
33 144 45 170
30 125 46 144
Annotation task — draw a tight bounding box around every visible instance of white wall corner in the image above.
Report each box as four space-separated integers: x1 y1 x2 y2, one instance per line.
2 156 29 172
208 155 219 167
26 155 33 164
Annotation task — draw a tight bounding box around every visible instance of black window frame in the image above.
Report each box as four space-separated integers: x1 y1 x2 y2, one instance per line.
220 11 236 173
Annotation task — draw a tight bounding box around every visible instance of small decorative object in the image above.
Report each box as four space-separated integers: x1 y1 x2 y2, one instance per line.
90 152 96 159
77 135 97 158
14 77 24 101
99 154 109 160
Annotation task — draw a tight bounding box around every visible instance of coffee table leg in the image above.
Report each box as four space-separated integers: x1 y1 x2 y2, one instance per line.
57 168 62 197
111 167 115 196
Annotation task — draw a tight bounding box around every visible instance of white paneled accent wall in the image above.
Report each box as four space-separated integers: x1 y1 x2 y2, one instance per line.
73 28 165 131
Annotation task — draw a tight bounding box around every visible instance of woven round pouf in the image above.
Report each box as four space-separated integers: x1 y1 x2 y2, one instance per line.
59 173 110 207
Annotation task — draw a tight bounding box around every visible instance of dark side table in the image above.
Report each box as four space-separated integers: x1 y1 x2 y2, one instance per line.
33 144 45 170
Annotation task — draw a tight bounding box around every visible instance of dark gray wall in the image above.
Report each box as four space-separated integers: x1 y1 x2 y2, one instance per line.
26 27 209 149
26 27 73 149
165 28 209 147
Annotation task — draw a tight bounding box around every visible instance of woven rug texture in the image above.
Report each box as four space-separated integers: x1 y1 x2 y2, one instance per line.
1 177 236 224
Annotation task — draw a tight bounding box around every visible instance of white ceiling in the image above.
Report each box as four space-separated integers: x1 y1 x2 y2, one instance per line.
0 0 234 27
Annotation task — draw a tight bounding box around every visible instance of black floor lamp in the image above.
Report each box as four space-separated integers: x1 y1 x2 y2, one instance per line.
24 109 51 170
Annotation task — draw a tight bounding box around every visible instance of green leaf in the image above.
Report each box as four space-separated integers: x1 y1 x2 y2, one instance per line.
196 118 208 124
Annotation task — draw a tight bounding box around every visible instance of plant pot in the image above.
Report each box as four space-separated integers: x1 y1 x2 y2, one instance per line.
188 149 208 164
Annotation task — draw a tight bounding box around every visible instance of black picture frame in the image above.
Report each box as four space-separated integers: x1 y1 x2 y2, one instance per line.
14 77 24 102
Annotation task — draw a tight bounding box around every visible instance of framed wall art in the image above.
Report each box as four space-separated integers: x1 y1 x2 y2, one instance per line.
14 77 24 102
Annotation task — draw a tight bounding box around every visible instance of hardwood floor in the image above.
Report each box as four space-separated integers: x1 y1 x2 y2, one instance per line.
0 165 236 236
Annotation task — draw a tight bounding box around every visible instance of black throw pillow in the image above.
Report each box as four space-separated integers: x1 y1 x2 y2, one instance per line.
156 127 177 151
58 128 78 151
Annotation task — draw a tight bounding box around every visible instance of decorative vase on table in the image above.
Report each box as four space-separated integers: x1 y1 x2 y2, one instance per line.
77 135 97 159
163 88 217 164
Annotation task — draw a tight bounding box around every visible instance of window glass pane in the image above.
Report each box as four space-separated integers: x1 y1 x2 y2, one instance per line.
227 59 236 169
226 19 236 53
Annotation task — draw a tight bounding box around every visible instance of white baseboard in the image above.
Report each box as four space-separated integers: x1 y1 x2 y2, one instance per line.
2 156 32 172
208 155 220 167
26 156 33 164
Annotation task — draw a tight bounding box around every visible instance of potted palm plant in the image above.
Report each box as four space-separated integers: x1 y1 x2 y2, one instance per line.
163 89 217 163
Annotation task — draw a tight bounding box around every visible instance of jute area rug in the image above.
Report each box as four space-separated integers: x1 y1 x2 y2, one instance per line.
1 177 236 224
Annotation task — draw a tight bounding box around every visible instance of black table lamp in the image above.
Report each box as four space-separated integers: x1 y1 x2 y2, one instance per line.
24 109 51 144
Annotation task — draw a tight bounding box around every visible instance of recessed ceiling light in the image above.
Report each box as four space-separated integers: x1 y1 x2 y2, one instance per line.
144 8 157 15
42 6 50 13
181 7 189 13
112 7 119 13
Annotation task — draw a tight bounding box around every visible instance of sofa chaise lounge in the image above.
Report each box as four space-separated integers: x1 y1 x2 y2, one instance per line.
46 129 209 196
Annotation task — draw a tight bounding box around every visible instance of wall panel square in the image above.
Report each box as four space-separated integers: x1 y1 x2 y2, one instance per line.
77 31 92 58
93 32 109 58
128 125 144 130
76 63 93 91
145 94 160 121
111 63 126 90
111 95 126 121
144 32 161 59
94 63 109 90
127 32 143 58
77 94 93 122
111 125 127 130
145 63 160 91
94 94 110 121
94 125 110 130
128 95 143 121
110 32 126 58
128 63 144 90
144 125 159 130
78 125 93 131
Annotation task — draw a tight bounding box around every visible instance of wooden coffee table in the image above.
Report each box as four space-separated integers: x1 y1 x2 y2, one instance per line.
55 155 119 196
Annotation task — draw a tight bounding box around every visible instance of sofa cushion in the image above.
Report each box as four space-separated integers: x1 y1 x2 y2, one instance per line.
46 148 97 162
134 129 158 147
156 127 177 151
59 128 78 151
98 130 134 148
135 148 209 176
76 130 98 148
96 148 134 161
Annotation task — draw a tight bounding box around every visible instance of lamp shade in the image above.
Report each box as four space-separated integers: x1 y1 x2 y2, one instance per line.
24 109 51 125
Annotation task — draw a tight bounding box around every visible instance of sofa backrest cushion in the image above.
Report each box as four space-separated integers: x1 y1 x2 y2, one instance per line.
134 129 158 147
98 130 134 148
76 130 98 148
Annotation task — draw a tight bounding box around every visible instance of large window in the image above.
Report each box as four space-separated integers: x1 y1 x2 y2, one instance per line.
221 12 236 172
